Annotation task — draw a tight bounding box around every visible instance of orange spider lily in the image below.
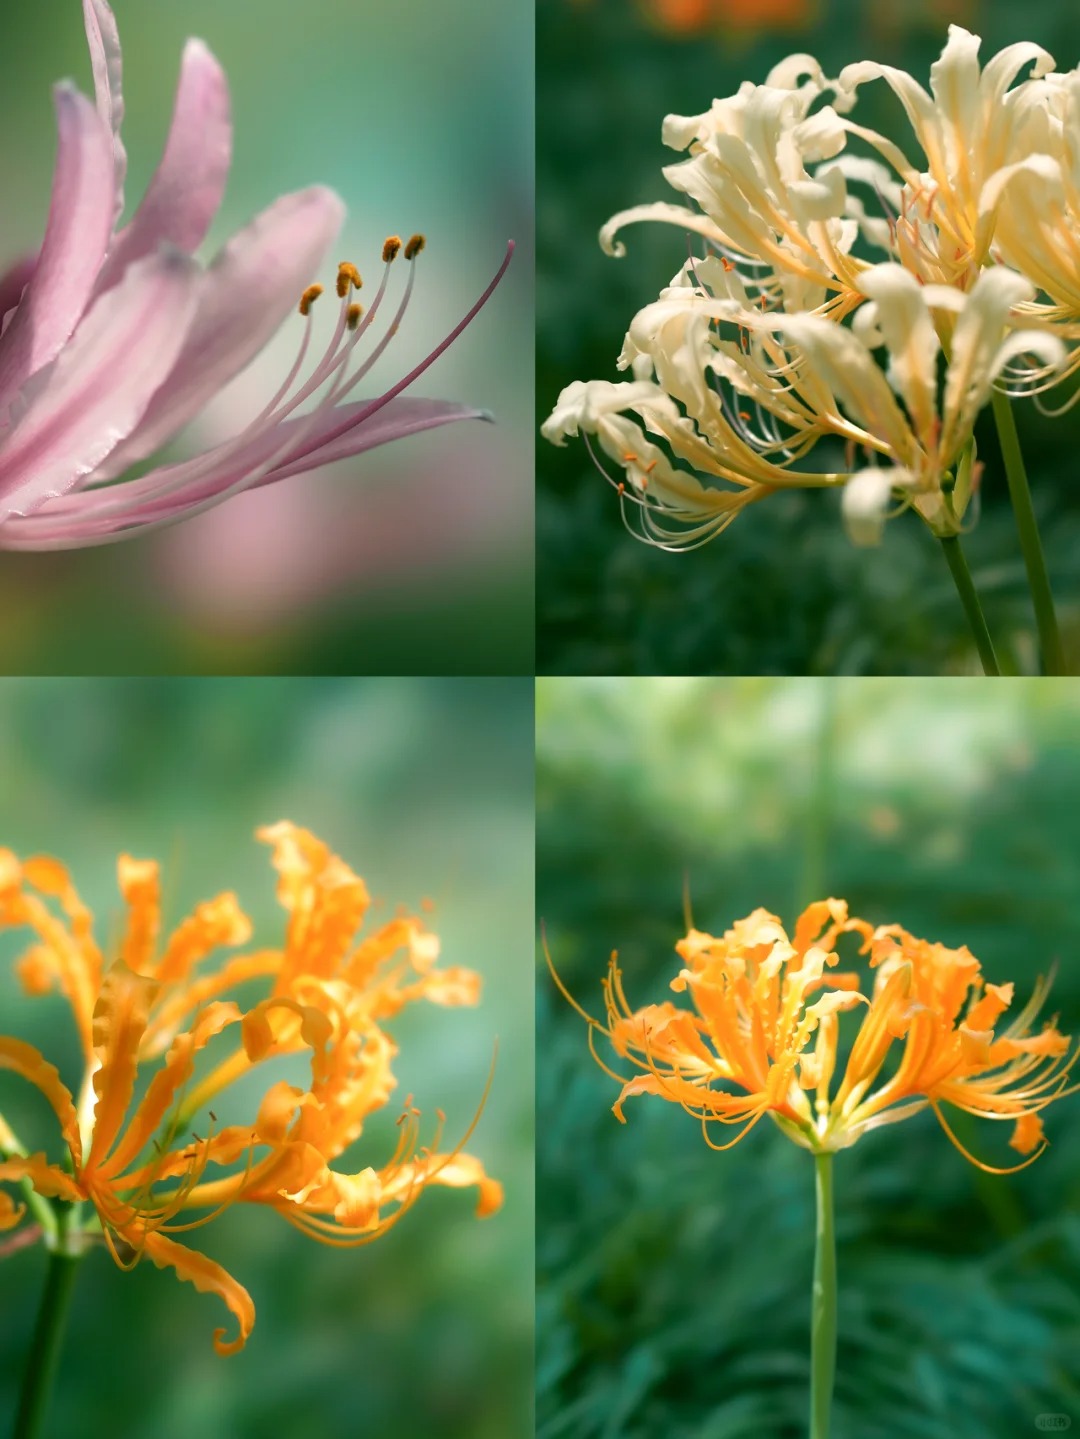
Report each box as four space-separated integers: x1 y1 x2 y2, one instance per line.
0 824 501 1352
547 899 1078 1170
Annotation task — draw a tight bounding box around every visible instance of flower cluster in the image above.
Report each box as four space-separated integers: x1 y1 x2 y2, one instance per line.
0 0 510 549
543 29 1077 548
0 823 500 1352
550 898 1078 1167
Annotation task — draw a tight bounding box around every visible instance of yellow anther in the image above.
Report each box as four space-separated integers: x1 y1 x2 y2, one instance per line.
346 303 364 331
298 283 324 316
382 235 402 263
404 233 426 261
336 262 362 297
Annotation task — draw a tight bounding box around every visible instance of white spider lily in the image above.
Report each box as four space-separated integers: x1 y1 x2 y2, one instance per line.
832 27 1058 289
543 263 1065 548
598 55 865 318
977 73 1080 394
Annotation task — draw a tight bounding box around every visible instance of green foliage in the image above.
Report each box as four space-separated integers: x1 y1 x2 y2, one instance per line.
537 678 1080 1437
537 0 1080 674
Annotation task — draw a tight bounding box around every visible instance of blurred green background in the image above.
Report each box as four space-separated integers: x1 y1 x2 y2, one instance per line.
0 677 533 1438
538 677 1080 1438
537 0 1080 676
0 0 532 675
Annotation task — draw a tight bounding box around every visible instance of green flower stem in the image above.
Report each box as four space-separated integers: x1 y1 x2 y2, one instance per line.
13 1229 82 1439
991 389 1066 675
939 535 1001 675
810 1152 837 1439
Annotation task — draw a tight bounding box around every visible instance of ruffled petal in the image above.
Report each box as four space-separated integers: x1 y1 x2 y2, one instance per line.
0 1154 84 1206
0 1037 82 1161
88 962 158 1169
141 1232 255 1355
99 1001 243 1181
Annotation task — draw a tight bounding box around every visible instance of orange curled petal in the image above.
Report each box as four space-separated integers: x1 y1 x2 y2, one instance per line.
0 1037 81 1161
88 963 158 1169
0 1192 25 1230
117 856 161 976
155 893 253 987
141 1232 255 1355
378 1152 503 1219
1009 1111 1046 1154
99 1001 245 1181
0 1154 84 1205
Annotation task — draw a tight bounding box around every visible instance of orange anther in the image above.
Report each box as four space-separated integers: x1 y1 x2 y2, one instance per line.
298 283 324 316
337 262 362 297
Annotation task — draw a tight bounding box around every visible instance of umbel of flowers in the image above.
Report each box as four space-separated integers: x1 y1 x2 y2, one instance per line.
549 895 1077 1439
0 823 501 1354
552 897 1078 1167
543 29 1078 554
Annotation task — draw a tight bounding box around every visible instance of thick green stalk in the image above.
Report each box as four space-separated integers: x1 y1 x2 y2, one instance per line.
810 1153 837 1439
991 389 1066 675
938 535 1001 675
12 1241 81 1439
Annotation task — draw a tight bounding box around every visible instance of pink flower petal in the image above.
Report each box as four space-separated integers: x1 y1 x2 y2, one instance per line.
0 399 488 542
94 186 345 479
82 0 126 221
0 86 116 418
0 249 201 518
0 256 37 332
96 40 231 293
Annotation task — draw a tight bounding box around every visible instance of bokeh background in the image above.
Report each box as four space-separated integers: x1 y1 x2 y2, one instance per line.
0 677 533 1438
538 677 1080 1438
0 0 532 675
538 0 1080 676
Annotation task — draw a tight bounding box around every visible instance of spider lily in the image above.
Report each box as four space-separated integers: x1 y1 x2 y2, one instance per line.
0 0 511 549
0 824 500 1352
599 55 865 318
833 28 1058 291
547 898 1079 1169
543 261 1064 547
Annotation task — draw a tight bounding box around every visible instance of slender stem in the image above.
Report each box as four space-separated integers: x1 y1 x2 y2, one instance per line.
799 680 837 913
938 536 1001 675
991 389 1066 675
810 1153 837 1439
13 1243 81 1439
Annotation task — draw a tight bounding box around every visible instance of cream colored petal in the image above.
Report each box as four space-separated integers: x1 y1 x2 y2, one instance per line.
855 264 940 441
928 27 984 172
599 202 725 259
942 268 1036 447
770 313 912 457
842 467 915 547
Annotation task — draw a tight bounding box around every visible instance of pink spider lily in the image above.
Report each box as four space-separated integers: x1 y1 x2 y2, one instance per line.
0 0 511 549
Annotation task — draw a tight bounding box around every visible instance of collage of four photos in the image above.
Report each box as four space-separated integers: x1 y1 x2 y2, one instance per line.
1 1 1080 1436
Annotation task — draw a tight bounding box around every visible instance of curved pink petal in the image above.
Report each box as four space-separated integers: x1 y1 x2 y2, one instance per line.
0 399 488 544
94 186 345 480
0 86 115 418
0 249 201 518
97 40 231 293
0 255 36 332
82 0 126 220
